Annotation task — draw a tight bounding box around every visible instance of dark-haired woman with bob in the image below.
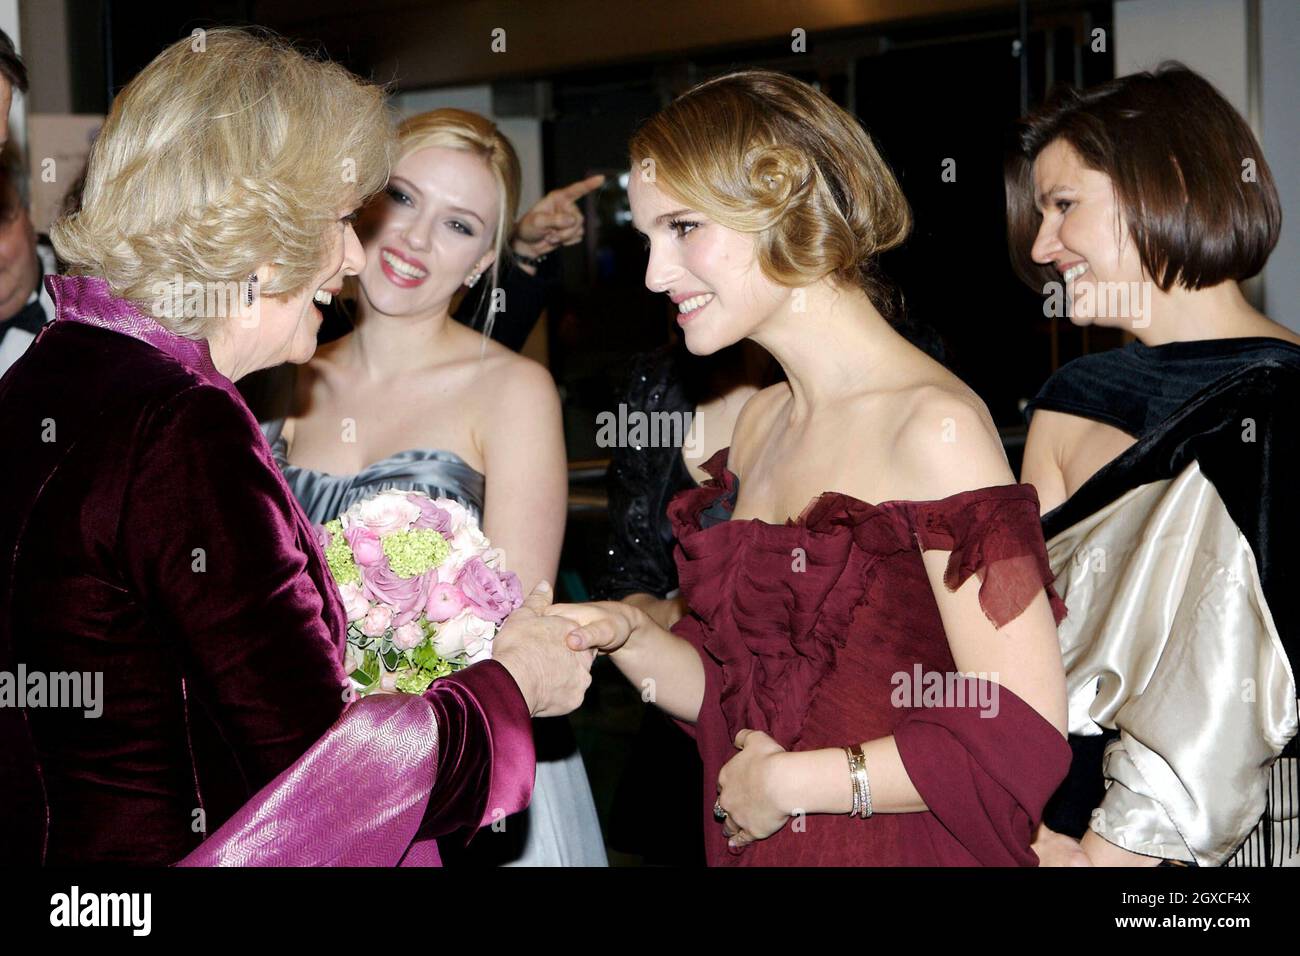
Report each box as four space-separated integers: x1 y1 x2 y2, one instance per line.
1009 62 1300 867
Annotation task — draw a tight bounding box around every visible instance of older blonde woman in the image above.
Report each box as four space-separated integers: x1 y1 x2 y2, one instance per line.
0 28 592 867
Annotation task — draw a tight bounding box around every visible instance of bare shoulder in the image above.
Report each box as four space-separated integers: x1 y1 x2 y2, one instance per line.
891 382 1014 500
1021 407 1090 472
462 343 561 437
727 382 788 477
481 348 558 403
1020 410 1070 512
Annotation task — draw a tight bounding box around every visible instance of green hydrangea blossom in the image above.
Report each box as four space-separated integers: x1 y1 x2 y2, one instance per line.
382 529 451 579
323 519 361 585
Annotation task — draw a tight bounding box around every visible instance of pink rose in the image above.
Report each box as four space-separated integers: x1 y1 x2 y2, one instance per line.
361 563 433 627
408 494 453 534
361 605 393 638
338 582 370 623
392 622 424 651
456 558 523 626
433 610 496 661
448 523 491 563
437 499 475 536
353 492 422 536
345 525 385 567
425 582 468 622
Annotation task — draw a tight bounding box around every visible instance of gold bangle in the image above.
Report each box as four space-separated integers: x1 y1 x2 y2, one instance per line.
843 746 860 816
844 744 872 818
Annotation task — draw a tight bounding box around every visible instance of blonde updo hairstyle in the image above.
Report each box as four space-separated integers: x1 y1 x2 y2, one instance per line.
51 27 394 338
628 69 911 314
392 109 521 341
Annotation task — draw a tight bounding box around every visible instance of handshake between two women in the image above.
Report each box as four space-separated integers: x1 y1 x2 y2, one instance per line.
495 586 672 720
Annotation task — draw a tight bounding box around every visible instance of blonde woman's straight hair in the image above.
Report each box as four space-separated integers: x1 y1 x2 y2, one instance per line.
393 109 522 344
51 27 394 338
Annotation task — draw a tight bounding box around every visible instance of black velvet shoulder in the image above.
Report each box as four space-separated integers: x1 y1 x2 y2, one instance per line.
1025 336 1300 439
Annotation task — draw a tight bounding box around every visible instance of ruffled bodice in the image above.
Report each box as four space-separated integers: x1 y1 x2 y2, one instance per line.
667 447 1071 866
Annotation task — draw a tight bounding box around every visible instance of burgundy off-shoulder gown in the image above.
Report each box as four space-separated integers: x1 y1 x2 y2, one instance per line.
667 449 1071 866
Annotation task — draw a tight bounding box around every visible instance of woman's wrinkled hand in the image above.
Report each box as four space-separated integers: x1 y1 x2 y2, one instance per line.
716 729 791 850
540 600 646 656
493 582 595 718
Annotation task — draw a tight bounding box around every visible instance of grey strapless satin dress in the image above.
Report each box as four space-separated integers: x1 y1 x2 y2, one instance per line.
263 418 608 867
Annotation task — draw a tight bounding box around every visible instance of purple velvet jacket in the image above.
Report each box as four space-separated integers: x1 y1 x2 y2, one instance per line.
0 275 535 866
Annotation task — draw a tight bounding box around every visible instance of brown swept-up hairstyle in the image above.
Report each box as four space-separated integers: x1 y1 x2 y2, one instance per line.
628 68 911 316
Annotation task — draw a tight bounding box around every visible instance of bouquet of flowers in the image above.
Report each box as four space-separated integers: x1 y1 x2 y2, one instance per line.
317 489 524 696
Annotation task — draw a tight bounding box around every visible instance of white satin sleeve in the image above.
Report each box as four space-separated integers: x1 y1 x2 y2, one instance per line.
1048 462 1298 866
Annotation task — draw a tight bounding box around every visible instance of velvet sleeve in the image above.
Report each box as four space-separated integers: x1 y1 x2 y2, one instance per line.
418 659 536 843
118 384 347 791
894 488 1072 865
175 660 535 866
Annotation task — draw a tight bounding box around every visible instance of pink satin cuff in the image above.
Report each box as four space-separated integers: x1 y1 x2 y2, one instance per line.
177 660 535 867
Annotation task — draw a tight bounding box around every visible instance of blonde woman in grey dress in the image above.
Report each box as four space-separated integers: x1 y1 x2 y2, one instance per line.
259 108 606 866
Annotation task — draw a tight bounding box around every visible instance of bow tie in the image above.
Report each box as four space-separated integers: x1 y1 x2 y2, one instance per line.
4 296 48 337
2 255 49 344
0 298 49 358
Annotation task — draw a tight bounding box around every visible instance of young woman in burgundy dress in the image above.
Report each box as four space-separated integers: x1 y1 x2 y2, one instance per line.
545 69 1071 866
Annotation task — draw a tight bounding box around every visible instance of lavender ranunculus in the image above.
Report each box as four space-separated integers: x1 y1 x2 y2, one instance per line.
456 558 523 626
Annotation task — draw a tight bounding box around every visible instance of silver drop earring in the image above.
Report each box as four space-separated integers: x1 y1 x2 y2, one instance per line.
466 273 480 288
246 274 258 306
